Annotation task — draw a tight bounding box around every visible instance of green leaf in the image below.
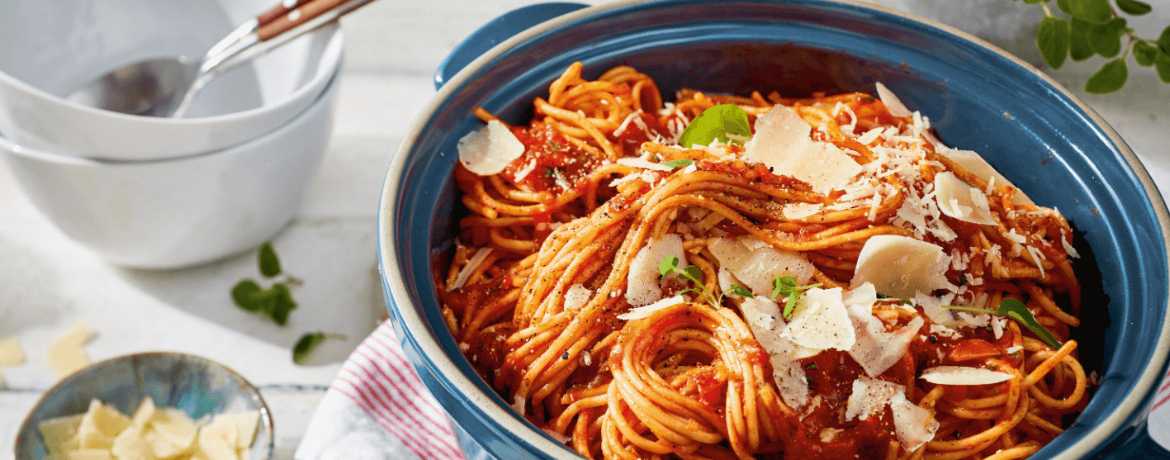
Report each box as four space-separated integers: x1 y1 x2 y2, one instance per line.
1116 0 1152 15
259 243 282 277
1085 59 1128 93
1086 18 1127 58
1135 41 1158 67
1157 52 1170 83
1069 19 1095 61
677 104 752 148
727 284 754 298
658 255 681 277
1160 25 1170 52
267 283 297 325
769 275 821 319
1056 0 1073 14
1022 0 1043 4
1065 0 1114 25
663 159 696 169
945 298 1061 349
682 265 704 283
1037 17 1070 69
293 332 346 365
231 280 266 312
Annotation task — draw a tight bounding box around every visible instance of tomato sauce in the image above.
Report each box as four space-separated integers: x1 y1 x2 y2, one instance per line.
502 122 603 194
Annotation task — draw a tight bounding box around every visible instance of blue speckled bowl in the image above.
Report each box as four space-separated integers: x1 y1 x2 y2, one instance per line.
14 352 274 460
377 1 1170 458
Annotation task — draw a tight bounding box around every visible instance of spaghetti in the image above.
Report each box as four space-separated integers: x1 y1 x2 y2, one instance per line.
438 62 1089 460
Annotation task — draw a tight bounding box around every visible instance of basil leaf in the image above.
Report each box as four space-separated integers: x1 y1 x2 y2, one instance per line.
1135 41 1158 67
663 159 696 168
1069 19 1095 61
259 242 282 278
1085 59 1128 94
1086 18 1127 58
1157 52 1170 83
1066 0 1114 25
293 332 346 365
1116 0 1152 15
945 298 1062 349
232 280 266 312
677 104 752 148
1037 17 1070 70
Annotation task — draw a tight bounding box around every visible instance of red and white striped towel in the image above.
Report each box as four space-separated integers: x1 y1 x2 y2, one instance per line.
298 320 1170 459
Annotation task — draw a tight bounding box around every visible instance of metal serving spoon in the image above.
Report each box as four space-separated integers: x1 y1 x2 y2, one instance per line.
66 0 375 118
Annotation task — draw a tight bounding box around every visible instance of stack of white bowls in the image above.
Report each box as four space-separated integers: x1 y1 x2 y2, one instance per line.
0 0 344 269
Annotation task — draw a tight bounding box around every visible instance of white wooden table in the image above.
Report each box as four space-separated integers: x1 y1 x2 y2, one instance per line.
2 0 1168 458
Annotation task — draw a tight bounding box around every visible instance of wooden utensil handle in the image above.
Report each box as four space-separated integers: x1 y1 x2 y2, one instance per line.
255 0 314 26
256 0 349 41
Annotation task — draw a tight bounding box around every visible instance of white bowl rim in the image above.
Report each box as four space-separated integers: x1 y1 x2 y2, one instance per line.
377 0 1170 459
0 62 344 166
0 23 342 127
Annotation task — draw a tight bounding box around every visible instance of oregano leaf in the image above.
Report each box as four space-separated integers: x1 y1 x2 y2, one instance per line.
231 280 265 312
677 104 752 148
1066 0 1114 25
259 242 281 277
1159 25 1170 52
1116 0 1152 15
658 255 681 278
663 159 696 168
293 332 346 365
1069 19 1095 61
1037 17 1070 69
1156 52 1170 83
944 298 1061 349
1085 59 1128 94
1135 41 1158 67
727 284 754 298
1086 18 1127 58
1056 0 1073 15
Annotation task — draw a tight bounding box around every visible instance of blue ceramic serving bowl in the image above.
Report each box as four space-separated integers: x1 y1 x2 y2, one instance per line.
377 1 1170 458
14 352 274 460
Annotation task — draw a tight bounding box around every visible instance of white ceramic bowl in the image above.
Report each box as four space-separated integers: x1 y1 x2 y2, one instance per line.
0 64 341 269
0 0 343 161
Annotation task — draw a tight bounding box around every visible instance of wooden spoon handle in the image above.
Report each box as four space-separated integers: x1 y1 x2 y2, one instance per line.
256 0 364 41
255 0 314 26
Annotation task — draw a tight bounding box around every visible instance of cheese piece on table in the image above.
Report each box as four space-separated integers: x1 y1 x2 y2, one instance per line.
111 425 156 460
39 414 86 456
0 335 24 366
77 400 130 450
47 321 93 378
145 408 198 459
129 398 157 430
215 411 260 449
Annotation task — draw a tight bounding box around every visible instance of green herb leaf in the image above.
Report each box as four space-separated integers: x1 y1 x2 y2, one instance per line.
1085 58 1129 93
267 283 297 325
1116 0 1152 15
1086 18 1127 58
1160 25 1170 52
677 104 752 148
945 298 1061 349
727 284 754 298
770 275 821 319
232 280 265 312
293 332 346 365
1065 0 1114 25
663 159 696 169
1135 41 1159 66
1069 19 1095 61
259 243 282 278
1037 17 1071 69
1157 52 1170 83
1056 0 1073 15
659 255 681 278
682 265 704 282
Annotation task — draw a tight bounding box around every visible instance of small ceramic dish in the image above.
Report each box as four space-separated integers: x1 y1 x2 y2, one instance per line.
13 352 274 460
0 0 343 161
0 61 341 269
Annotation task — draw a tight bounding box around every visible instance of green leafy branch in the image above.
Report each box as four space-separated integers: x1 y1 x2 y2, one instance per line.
771 276 821 319
945 298 1062 349
232 243 300 325
1029 0 1170 93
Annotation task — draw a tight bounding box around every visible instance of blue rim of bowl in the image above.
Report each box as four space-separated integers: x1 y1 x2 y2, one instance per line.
0 59 344 165
14 351 275 460
377 0 1170 458
0 24 342 126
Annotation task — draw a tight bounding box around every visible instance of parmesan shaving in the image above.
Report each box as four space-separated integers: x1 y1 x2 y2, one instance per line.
617 295 686 321
920 366 1014 385
743 105 862 193
625 234 687 306
448 247 493 292
616 157 674 172
845 375 903 421
875 82 913 118
457 120 525 176
564 284 592 312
